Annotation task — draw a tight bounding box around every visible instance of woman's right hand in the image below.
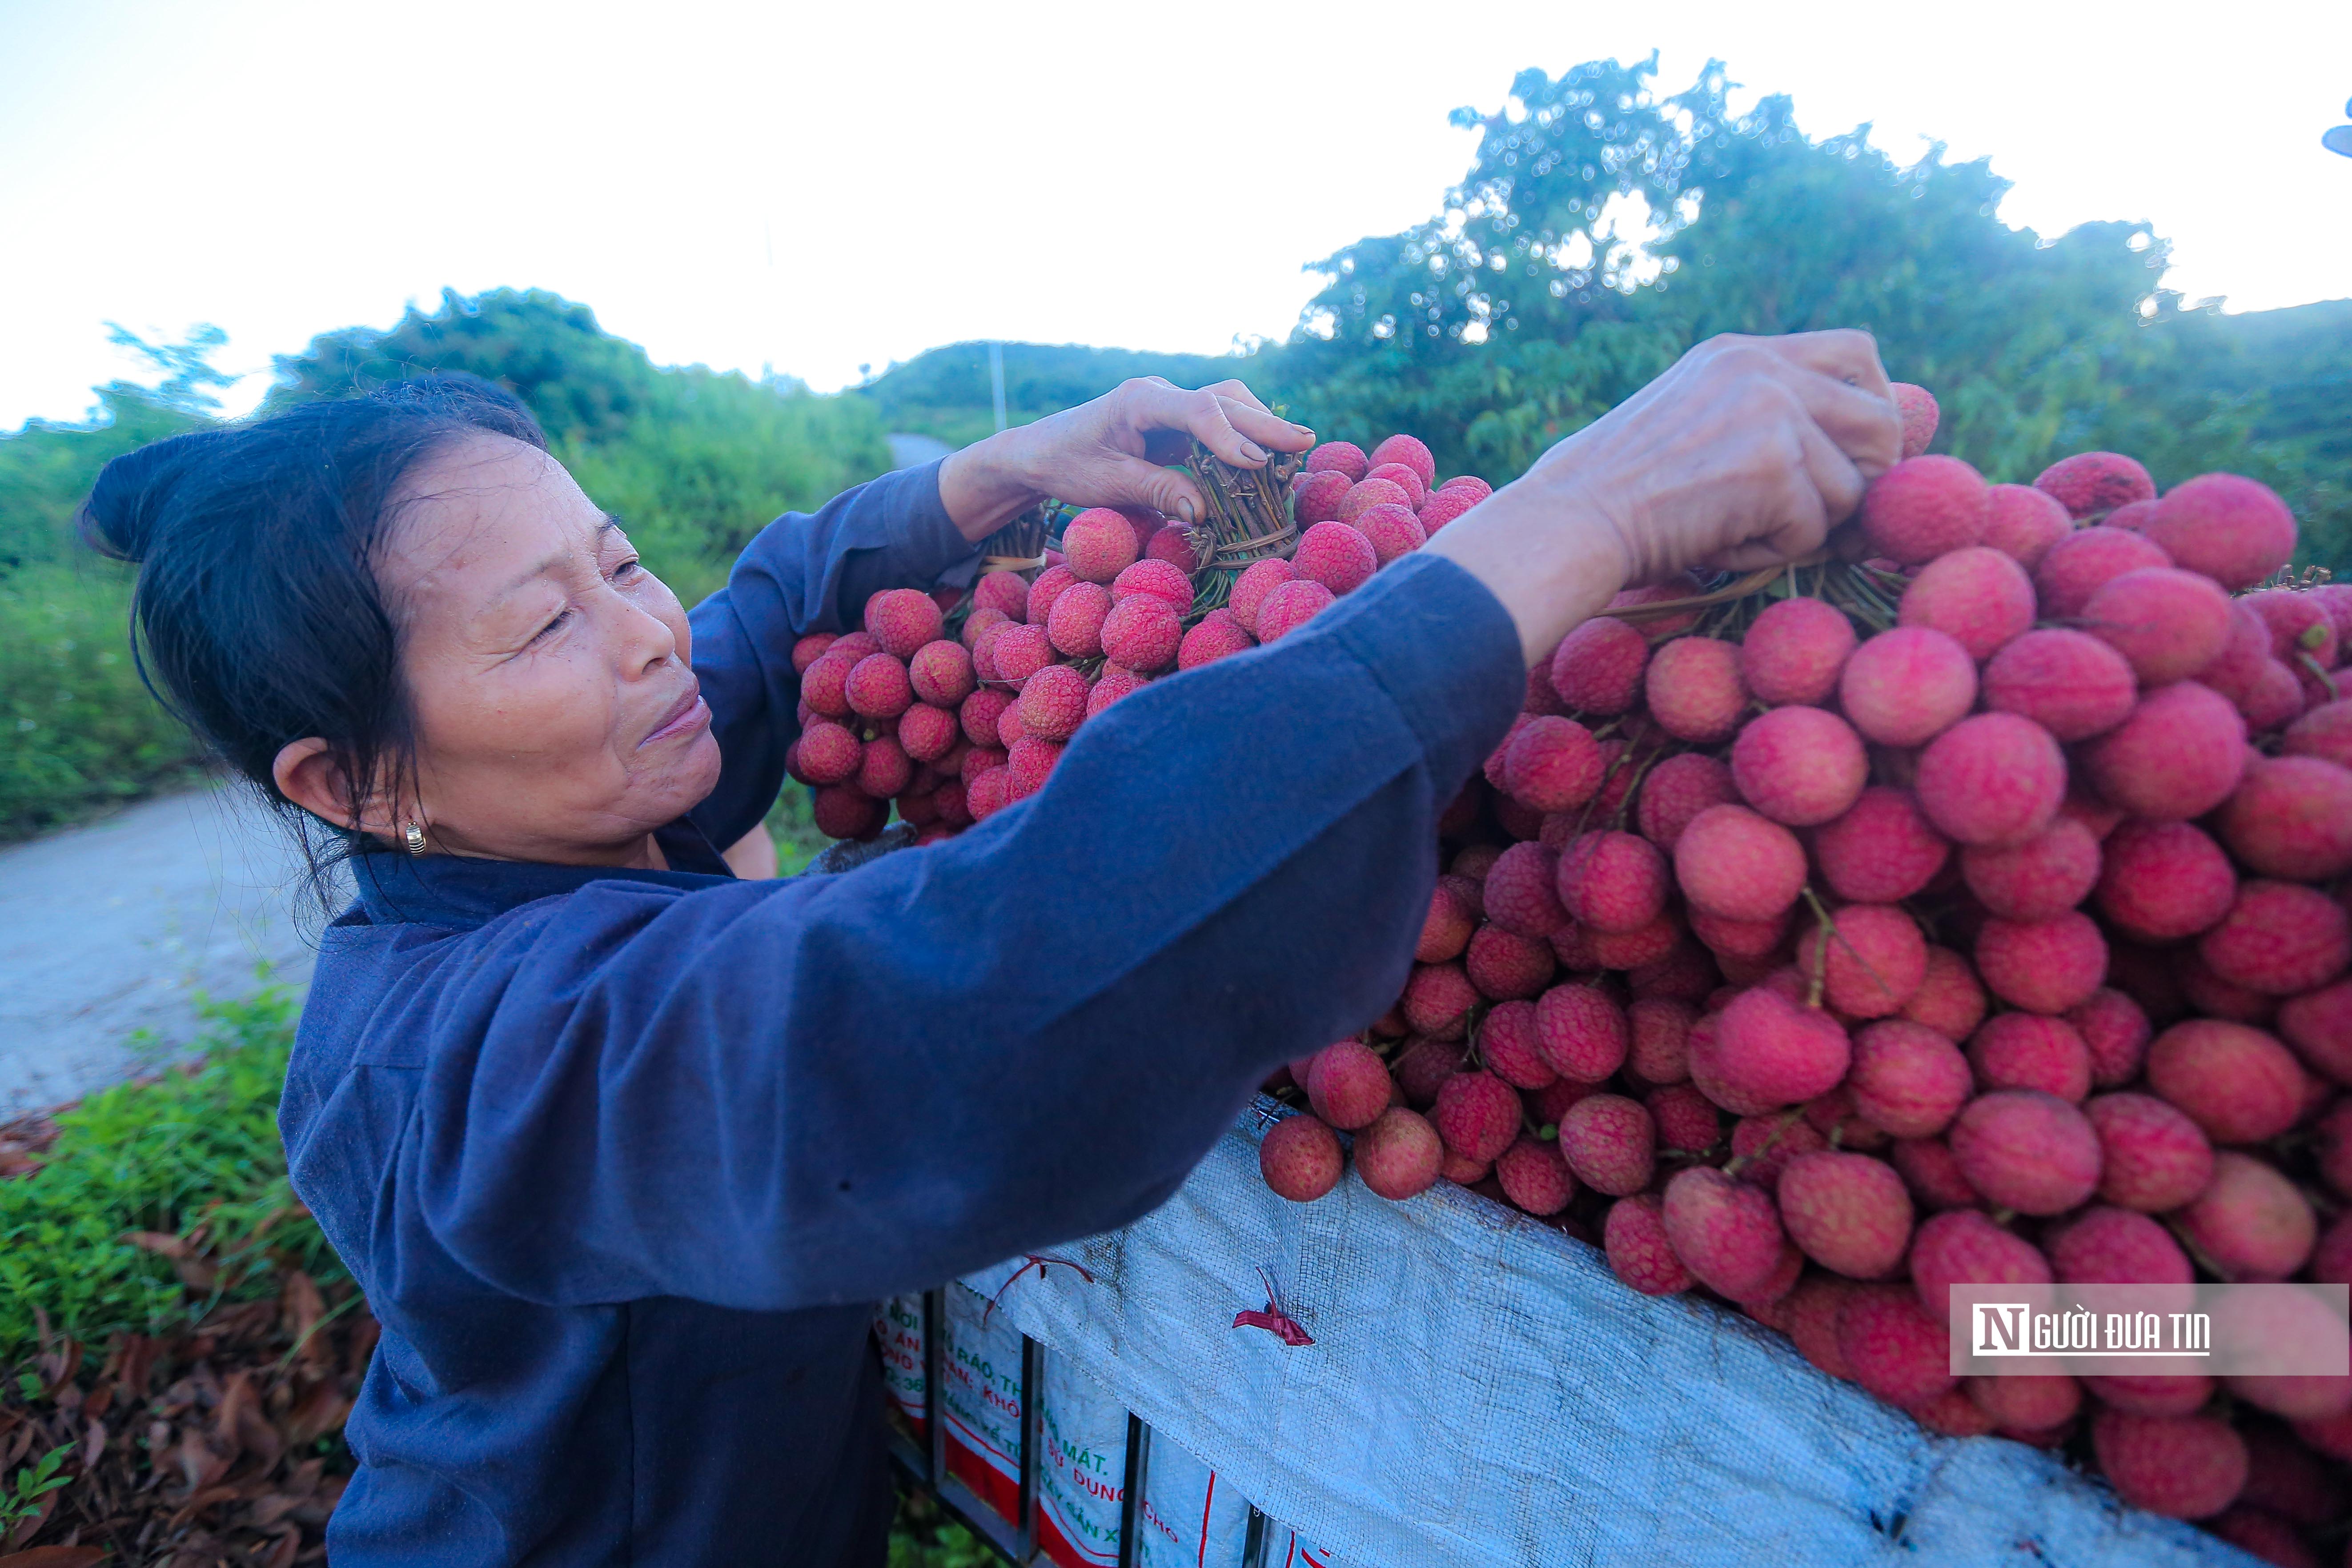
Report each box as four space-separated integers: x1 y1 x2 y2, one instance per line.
1425 329 1902 664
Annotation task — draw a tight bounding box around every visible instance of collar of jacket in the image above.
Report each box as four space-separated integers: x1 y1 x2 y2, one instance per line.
346 817 733 931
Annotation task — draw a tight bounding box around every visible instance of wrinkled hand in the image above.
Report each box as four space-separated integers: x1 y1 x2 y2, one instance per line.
1426 330 1902 663
938 377 1315 541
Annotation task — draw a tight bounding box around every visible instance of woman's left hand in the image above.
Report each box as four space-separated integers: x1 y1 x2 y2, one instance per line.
938 377 1316 541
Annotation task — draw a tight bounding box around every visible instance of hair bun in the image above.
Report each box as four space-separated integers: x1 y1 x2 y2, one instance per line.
79 428 233 564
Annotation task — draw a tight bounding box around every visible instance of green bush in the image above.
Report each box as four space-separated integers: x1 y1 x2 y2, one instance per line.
0 987 334 1364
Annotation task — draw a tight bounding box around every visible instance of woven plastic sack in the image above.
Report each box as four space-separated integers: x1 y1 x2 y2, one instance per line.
955 1100 2247 1568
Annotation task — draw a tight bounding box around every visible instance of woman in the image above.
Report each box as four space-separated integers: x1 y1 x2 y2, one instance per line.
86 333 1897 1565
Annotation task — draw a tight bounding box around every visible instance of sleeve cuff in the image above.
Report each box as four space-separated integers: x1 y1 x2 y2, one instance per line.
883 460 983 594
1320 552 1525 792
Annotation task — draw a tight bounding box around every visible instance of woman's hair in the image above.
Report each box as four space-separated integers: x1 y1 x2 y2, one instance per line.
80 372 547 902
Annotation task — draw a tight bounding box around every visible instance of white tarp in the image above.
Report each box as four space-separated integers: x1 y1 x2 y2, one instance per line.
947 1100 2252 1568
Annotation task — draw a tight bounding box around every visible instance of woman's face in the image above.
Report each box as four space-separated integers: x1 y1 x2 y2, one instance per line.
372 433 722 866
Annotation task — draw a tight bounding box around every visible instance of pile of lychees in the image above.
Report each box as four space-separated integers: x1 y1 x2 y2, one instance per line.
1257 391 2352 1560
783 436 1486 843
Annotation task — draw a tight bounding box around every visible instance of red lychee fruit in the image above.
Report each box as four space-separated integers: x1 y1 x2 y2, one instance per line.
1628 997 1698 1083
2034 525 2172 619
1860 455 1989 565
1046 580 1112 658
897 702 960 765
1086 665 1148 717
1354 1107 1444 1200
1948 1091 2102 1214
1304 440 1368 481
1796 904 1929 1019
1849 1020 1972 1137
1478 999 1557 1090
1778 1151 1914 1279
1548 615 1649 714
1898 546 2036 661
2034 451 2158 520
1908 1209 2052 1318
2200 881 2352 996
1980 482 2075 571
1336 477 1412 525
1017 664 1088 742
959 744 1008 790
1305 1040 1394 1131
1292 469 1351 525
1556 830 1669 934
1365 461 1426 507
1702 985 1851 1107
1646 636 1748 742
959 688 1015 750
1647 1082 1721 1151
1838 1284 1959 1406
1177 614 1256 670
2218 755 2352 882
1390 1037 1466 1107
1110 557 1194 613
2280 979 2352 1085
811 783 884 840
990 622 1055 686
1495 1135 1575 1214
1438 474 1492 502
1354 501 1427 565
1635 753 1738 852
1891 383 1938 458
2094 819 2237 942
1960 817 2100 922
1415 487 1478 534
1840 626 1979 746
1890 1136 1981 1211
1782 1275 1860 1378
1916 713 2066 848
1226 557 1296 637
1485 842 1569 938
974 569 1031 623
2067 988 2153 1088
2088 677 2248 822
2207 1507 2323 1567
1147 523 1207 571
865 587 945 658
1557 1093 1657 1195
846 653 915 721
965 766 1012 822
1741 596 1857 706
1973 912 2107 1014
1260 1113 1344 1201
791 632 839 675
1465 925 1557 1001
1629 943 1717 1005
2079 565 2235 686
1432 1069 1522 1163
1004 734 1064 798
2146 1019 2306 1144
1729 1110 1828 1191
1369 433 1436 489
2088 1091 2211 1213
2091 1411 2248 1520
1503 716 1603 812
1604 1193 1695 1295
1403 961 1479 1040
1814 787 1953 904
1674 805 1808 922
2047 1203 2192 1286
797 721 863 786
2143 472 2299 590
1663 1165 1790 1299
1901 945 1988 1042
1292 520 1378 596
1731 705 1867 826
1097 595 1182 673
1689 907 1792 966
2085 1373 2216 1417
1417 880 1478 964
1061 507 1141 584
1255 579 1336 642
2283 700 2352 770
909 640 978 707
1966 1374 2081 1439
1535 982 1630 1083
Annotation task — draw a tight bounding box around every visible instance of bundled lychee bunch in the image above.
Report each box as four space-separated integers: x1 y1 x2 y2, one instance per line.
784 434 1492 845
1259 386 2352 1554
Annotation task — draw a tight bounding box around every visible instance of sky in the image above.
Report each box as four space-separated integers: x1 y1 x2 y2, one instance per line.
2 0 2347 429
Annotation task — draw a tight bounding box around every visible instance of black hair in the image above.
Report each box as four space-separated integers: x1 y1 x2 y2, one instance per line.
80 372 547 904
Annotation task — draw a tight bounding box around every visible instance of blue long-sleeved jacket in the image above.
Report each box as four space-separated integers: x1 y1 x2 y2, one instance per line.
278 460 1524 1565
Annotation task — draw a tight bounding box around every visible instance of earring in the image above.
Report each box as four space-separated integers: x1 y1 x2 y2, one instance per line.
403 821 427 856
